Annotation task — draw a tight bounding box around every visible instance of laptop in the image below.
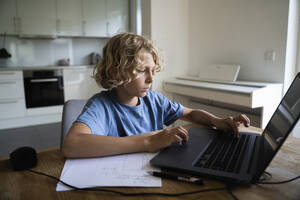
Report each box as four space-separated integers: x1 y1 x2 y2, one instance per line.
150 72 300 184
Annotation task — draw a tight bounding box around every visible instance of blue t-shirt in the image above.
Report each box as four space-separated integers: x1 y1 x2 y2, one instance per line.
76 90 184 136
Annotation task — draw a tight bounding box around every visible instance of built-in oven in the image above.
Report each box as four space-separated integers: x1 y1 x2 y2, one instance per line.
23 70 65 108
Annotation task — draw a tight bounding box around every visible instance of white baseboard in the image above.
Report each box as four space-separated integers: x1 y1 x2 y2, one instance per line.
0 113 62 130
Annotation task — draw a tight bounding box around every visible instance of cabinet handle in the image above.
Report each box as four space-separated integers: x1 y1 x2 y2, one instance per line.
82 20 86 35
106 22 109 36
56 19 61 33
0 81 17 85
0 72 16 75
13 16 17 33
30 78 58 83
0 100 18 104
18 17 22 35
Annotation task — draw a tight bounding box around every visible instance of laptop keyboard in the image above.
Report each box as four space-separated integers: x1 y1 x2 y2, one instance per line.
194 133 251 173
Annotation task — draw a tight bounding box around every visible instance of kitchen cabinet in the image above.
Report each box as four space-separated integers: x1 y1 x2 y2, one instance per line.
0 0 129 37
0 0 18 35
56 0 129 37
17 0 57 36
81 0 129 37
0 66 102 130
107 0 129 36
82 0 107 37
0 71 26 120
63 67 103 101
56 0 82 37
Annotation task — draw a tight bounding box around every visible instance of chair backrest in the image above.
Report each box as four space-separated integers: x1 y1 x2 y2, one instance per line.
60 99 88 149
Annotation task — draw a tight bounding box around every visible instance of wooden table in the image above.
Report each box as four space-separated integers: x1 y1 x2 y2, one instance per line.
1 125 300 200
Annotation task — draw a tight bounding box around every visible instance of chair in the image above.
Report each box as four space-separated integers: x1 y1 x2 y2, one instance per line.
60 99 88 149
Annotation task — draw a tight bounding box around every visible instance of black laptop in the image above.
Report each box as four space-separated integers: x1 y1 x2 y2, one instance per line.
150 72 300 184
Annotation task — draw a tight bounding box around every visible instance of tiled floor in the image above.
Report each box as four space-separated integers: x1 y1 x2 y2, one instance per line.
0 123 61 158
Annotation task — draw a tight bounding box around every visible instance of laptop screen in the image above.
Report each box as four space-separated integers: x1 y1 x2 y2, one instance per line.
256 73 300 178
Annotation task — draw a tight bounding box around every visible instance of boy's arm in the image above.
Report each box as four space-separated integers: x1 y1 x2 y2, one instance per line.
179 107 250 135
62 122 188 158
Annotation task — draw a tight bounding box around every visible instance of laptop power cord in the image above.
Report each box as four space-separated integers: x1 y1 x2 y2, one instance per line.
27 169 236 199
27 169 299 200
225 172 300 200
256 171 300 185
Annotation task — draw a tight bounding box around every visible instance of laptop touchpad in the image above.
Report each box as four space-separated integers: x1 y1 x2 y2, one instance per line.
150 127 218 168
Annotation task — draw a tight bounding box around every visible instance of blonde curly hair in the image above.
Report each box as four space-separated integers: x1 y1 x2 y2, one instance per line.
93 32 162 90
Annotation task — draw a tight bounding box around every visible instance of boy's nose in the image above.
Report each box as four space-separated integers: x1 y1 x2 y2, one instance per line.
146 71 153 83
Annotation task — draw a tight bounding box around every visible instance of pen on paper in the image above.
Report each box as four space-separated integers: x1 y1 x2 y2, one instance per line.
147 171 204 185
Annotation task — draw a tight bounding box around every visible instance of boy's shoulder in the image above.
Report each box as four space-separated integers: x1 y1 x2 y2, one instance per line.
94 90 110 97
146 89 161 98
145 90 167 102
87 90 112 106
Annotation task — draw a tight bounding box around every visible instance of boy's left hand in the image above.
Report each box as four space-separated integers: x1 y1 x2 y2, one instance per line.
212 114 250 137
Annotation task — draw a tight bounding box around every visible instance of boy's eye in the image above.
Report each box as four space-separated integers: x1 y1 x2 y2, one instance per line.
136 69 146 73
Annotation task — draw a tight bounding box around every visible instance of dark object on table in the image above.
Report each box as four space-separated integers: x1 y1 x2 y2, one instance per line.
90 52 101 65
0 33 11 58
10 146 37 171
58 58 70 66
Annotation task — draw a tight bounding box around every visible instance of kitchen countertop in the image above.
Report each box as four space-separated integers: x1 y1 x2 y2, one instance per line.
0 65 95 71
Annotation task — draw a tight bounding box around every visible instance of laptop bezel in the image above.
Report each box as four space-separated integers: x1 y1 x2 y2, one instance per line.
252 72 300 182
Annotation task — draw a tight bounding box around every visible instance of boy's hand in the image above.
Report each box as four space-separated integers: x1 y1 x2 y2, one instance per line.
212 114 250 137
145 126 189 152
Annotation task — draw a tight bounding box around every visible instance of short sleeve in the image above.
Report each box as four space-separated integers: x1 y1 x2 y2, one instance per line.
153 92 184 126
75 97 108 135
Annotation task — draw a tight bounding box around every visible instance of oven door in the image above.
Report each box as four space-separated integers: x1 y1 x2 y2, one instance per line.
24 76 65 108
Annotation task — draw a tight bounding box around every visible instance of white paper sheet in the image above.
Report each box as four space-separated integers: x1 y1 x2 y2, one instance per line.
56 152 161 191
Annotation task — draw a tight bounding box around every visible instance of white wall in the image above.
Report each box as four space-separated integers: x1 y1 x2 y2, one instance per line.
188 0 289 83
145 0 289 87
146 0 189 94
145 0 300 138
141 0 151 39
285 0 300 138
284 0 300 92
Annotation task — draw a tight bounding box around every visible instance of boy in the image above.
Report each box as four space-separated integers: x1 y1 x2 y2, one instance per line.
62 32 250 158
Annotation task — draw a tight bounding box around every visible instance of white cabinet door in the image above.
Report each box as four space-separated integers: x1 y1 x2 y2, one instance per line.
107 0 128 36
0 80 24 99
63 68 102 101
56 0 82 36
17 0 56 36
82 0 107 37
0 99 26 120
0 0 18 35
0 70 26 119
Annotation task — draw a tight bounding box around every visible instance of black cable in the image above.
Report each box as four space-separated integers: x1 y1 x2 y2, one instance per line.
225 184 239 200
256 175 300 185
27 168 300 199
27 169 229 197
258 171 272 181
